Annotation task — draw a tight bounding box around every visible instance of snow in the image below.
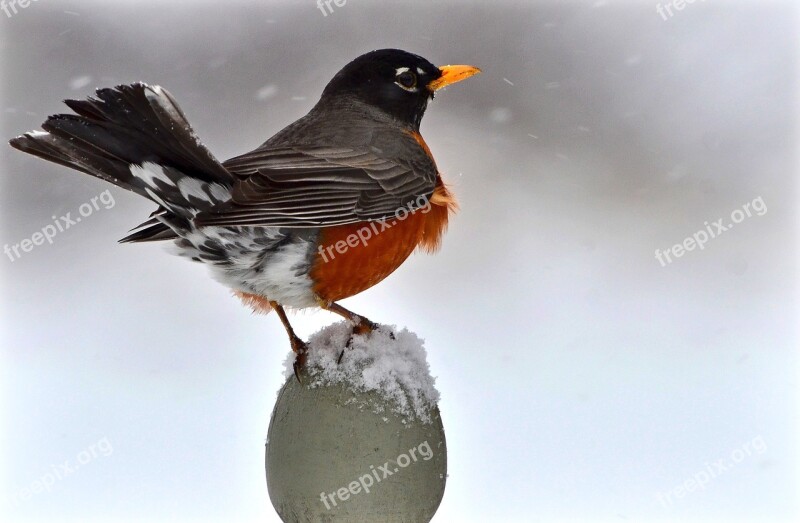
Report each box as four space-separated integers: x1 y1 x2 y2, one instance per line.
490 107 512 123
256 84 278 100
70 76 92 90
283 321 440 423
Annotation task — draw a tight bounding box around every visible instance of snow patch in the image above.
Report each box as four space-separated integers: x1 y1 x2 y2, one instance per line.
283 321 440 423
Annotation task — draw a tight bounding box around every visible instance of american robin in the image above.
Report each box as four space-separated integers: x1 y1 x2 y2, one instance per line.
9 49 480 379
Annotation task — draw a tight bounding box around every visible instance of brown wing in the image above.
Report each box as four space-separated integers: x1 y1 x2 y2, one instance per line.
194 139 437 228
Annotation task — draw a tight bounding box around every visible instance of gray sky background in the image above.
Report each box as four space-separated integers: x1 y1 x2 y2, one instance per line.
1 1 798 521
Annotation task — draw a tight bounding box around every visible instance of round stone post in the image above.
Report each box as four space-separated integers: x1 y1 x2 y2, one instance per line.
265 322 447 522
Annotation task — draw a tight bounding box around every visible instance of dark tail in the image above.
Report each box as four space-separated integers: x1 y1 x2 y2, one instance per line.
9 83 235 242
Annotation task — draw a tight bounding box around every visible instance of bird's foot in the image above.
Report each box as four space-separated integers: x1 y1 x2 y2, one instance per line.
338 317 394 364
290 335 308 384
352 316 379 337
345 315 378 348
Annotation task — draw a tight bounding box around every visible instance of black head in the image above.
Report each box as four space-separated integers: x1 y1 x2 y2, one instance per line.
319 49 480 130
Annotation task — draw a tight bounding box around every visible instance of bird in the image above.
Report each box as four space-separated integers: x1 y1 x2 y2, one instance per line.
9 48 480 379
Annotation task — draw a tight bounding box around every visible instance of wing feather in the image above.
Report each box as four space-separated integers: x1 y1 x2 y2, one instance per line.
195 138 436 228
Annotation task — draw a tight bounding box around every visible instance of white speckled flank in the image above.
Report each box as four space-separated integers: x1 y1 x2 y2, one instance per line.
129 161 317 308
170 225 317 309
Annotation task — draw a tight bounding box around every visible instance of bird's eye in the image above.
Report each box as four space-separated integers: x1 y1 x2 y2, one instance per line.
395 71 417 90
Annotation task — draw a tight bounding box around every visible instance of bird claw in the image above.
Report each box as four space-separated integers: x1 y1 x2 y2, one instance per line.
351 316 379 336
291 336 308 384
339 318 394 364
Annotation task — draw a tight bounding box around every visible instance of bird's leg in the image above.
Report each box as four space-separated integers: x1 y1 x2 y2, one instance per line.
269 301 307 383
320 300 379 335
316 299 381 363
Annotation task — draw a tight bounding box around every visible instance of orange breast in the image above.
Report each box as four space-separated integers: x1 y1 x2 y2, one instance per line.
311 180 456 302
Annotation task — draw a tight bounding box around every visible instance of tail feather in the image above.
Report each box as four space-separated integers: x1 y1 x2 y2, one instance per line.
9 83 235 243
118 211 178 243
10 129 146 196
119 223 178 243
64 84 233 185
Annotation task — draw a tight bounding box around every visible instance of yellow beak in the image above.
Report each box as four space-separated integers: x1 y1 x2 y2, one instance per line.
427 65 482 91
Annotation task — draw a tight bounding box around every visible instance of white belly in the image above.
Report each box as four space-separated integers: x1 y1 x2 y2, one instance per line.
171 225 319 308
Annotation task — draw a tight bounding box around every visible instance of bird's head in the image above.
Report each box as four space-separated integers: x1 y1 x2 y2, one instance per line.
319 48 481 129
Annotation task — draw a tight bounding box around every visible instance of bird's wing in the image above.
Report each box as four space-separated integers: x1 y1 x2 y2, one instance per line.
194 140 437 228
